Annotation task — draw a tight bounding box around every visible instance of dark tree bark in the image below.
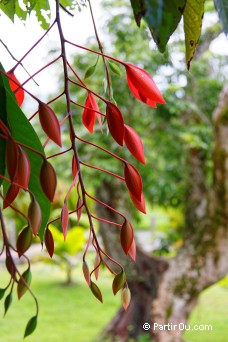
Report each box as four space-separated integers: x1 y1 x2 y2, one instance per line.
96 83 228 342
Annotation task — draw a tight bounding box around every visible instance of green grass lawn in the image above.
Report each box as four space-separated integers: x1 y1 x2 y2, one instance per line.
0 264 227 342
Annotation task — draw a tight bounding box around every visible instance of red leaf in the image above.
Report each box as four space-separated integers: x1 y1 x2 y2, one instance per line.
124 125 146 164
82 93 101 133
40 159 57 202
17 148 30 188
128 238 136 262
44 227 54 257
38 102 62 147
124 163 143 201
121 287 131 311
82 260 91 286
106 102 124 146
129 191 146 214
6 137 18 181
61 202 69 241
16 226 33 258
7 71 25 107
89 94 103 132
28 198 42 236
82 94 96 133
120 220 134 255
3 183 20 209
127 75 157 108
125 64 166 105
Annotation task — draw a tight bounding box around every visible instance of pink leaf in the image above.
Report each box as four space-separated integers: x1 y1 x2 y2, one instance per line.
76 197 83 223
121 287 131 311
94 253 101 281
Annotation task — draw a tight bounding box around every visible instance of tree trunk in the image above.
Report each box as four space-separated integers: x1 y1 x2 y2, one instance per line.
96 83 228 342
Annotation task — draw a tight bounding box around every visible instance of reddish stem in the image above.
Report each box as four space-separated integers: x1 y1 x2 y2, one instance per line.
80 161 124 181
65 40 126 66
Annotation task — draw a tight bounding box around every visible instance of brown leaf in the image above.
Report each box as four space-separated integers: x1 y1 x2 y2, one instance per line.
17 147 30 188
38 102 62 147
16 226 33 258
40 159 57 202
44 227 54 258
6 136 18 181
3 183 20 209
82 260 91 286
90 281 103 303
120 220 134 255
112 270 126 295
28 198 42 236
94 253 101 281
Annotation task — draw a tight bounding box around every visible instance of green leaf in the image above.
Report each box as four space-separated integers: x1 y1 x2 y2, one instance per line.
129 0 143 26
108 60 122 77
84 64 97 80
0 288 6 300
214 0 228 35
0 64 51 240
112 270 126 295
0 0 16 21
145 0 186 52
24 315 37 338
90 281 103 303
4 292 12 316
129 0 186 52
17 268 32 299
15 1 27 21
33 0 51 30
183 0 205 69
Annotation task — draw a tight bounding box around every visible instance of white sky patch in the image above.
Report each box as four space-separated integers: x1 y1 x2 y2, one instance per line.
0 3 102 103
210 33 228 55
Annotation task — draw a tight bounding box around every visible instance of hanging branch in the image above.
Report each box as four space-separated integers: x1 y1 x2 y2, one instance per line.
0 0 165 337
